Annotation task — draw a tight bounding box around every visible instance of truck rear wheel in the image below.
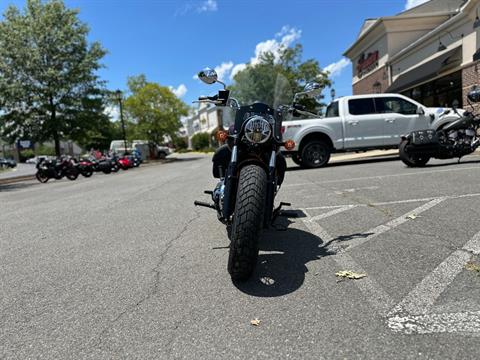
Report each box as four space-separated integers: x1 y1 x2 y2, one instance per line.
301 140 331 168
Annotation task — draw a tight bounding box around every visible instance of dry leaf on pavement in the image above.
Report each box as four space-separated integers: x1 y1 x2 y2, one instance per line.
250 318 261 326
335 270 367 280
465 262 480 273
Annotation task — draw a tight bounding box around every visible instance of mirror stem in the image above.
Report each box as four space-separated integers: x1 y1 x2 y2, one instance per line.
216 79 227 89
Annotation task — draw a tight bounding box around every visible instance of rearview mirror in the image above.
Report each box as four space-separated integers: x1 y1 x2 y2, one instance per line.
416 107 425 115
198 68 218 85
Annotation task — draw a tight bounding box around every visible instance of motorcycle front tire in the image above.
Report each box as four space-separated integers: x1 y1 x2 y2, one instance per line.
227 164 267 282
36 171 49 183
66 169 79 181
399 140 430 167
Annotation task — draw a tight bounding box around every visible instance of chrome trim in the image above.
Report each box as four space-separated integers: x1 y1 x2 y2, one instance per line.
269 150 276 167
231 145 238 163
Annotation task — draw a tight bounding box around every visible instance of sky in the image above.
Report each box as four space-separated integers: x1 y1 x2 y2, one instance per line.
0 0 430 109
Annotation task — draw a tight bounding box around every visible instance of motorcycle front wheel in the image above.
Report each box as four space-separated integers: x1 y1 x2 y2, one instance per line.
399 140 430 167
36 171 49 183
66 169 79 181
227 164 267 281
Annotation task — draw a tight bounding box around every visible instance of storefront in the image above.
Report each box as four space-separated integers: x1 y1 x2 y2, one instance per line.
344 0 480 109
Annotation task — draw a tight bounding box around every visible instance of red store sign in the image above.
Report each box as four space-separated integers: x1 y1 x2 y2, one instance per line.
357 51 379 78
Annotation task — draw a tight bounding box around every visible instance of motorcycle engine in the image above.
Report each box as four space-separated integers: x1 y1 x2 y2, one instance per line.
447 129 474 147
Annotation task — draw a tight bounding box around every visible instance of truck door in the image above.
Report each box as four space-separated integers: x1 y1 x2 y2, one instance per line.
374 97 429 146
344 98 385 148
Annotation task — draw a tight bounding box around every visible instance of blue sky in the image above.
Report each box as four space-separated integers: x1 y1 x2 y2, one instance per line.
0 0 428 106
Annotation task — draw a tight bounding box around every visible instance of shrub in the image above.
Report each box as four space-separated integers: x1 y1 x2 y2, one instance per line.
191 132 210 151
172 135 188 150
35 144 56 156
19 149 35 162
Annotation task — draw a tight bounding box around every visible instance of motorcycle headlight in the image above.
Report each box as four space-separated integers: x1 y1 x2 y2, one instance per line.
244 116 272 144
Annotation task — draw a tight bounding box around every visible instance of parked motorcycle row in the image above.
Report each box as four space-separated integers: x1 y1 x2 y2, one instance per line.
35 154 142 183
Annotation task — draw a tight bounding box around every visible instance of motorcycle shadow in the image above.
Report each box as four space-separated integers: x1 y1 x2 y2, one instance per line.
233 217 336 297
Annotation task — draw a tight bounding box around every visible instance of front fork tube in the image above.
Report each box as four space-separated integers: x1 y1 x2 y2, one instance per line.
264 150 277 228
222 144 238 220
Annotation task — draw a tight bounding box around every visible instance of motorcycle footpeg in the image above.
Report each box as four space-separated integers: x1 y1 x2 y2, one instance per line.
279 202 291 207
194 200 216 210
204 190 213 195
279 210 299 218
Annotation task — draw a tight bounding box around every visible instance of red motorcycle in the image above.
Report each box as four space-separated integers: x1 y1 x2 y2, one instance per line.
118 156 133 170
77 158 94 177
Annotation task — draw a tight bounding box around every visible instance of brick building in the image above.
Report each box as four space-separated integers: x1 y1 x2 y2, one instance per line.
344 0 480 109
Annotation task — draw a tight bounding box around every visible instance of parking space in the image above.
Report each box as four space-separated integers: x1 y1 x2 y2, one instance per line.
282 154 480 336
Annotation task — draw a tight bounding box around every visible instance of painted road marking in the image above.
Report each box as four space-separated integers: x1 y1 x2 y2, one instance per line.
303 193 480 211
301 197 480 335
345 198 446 251
387 231 480 334
284 165 480 187
302 210 396 316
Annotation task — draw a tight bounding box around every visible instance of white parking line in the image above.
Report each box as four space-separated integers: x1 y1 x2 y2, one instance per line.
301 195 480 335
388 231 480 316
284 165 480 187
304 193 480 211
302 209 396 316
345 198 446 251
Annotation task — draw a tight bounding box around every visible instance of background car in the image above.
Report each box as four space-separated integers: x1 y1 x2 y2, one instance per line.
0 158 17 168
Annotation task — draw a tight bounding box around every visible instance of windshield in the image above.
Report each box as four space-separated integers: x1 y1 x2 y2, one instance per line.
220 73 320 128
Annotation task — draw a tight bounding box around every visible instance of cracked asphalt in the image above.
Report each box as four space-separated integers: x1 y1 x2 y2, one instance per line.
1 153 480 359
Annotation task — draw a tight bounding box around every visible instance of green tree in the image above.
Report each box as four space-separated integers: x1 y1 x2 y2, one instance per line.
124 75 188 145
230 44 331 114
0 0 107 156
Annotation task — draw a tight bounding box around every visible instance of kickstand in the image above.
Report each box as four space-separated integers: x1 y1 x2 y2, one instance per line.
458 156 462 164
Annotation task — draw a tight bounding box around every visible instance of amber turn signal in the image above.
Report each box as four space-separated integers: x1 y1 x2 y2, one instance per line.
284 139 295 151
216 130 228 142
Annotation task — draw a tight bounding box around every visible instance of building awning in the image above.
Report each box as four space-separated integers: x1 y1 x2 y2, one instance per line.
387 46 462 93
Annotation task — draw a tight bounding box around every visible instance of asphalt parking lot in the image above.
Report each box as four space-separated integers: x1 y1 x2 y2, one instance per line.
1 153 480 359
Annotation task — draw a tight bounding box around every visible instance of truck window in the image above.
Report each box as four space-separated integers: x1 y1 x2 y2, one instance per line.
348 99 375 115
325 102 339 117
375 97 417 115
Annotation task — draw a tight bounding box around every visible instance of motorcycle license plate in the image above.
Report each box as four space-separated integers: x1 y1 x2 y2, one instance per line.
412 130 438 145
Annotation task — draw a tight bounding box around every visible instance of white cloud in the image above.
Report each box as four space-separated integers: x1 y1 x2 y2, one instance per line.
170 84 188 98
405 0 429 10
214 62 234 81
324 58 351 78
104 105 119 122
198 0 217 12
251 26 301 65
230 63 247 80
209 26 301 83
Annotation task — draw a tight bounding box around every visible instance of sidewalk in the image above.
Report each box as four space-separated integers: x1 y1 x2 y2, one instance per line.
0 164 36 184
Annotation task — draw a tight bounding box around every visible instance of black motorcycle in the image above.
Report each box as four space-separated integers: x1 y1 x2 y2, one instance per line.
36 157 79 183
194 68 318 281
399 87 480 167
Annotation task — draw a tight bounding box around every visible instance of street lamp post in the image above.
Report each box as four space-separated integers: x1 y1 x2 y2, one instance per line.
115 90 128 155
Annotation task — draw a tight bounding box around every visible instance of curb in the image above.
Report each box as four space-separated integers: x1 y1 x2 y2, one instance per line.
0 174 35 185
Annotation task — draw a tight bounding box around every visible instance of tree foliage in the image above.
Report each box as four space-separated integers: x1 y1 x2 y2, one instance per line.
0 0 107 155
230 44 331 114
124 75 189 145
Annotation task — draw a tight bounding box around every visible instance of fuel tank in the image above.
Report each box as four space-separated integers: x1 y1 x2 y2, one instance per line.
443 117 471 132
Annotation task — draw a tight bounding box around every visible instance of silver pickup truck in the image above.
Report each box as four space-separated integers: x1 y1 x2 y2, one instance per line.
282 93 462 168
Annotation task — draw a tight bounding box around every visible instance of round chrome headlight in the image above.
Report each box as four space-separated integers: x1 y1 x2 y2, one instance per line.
244 116 272 144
